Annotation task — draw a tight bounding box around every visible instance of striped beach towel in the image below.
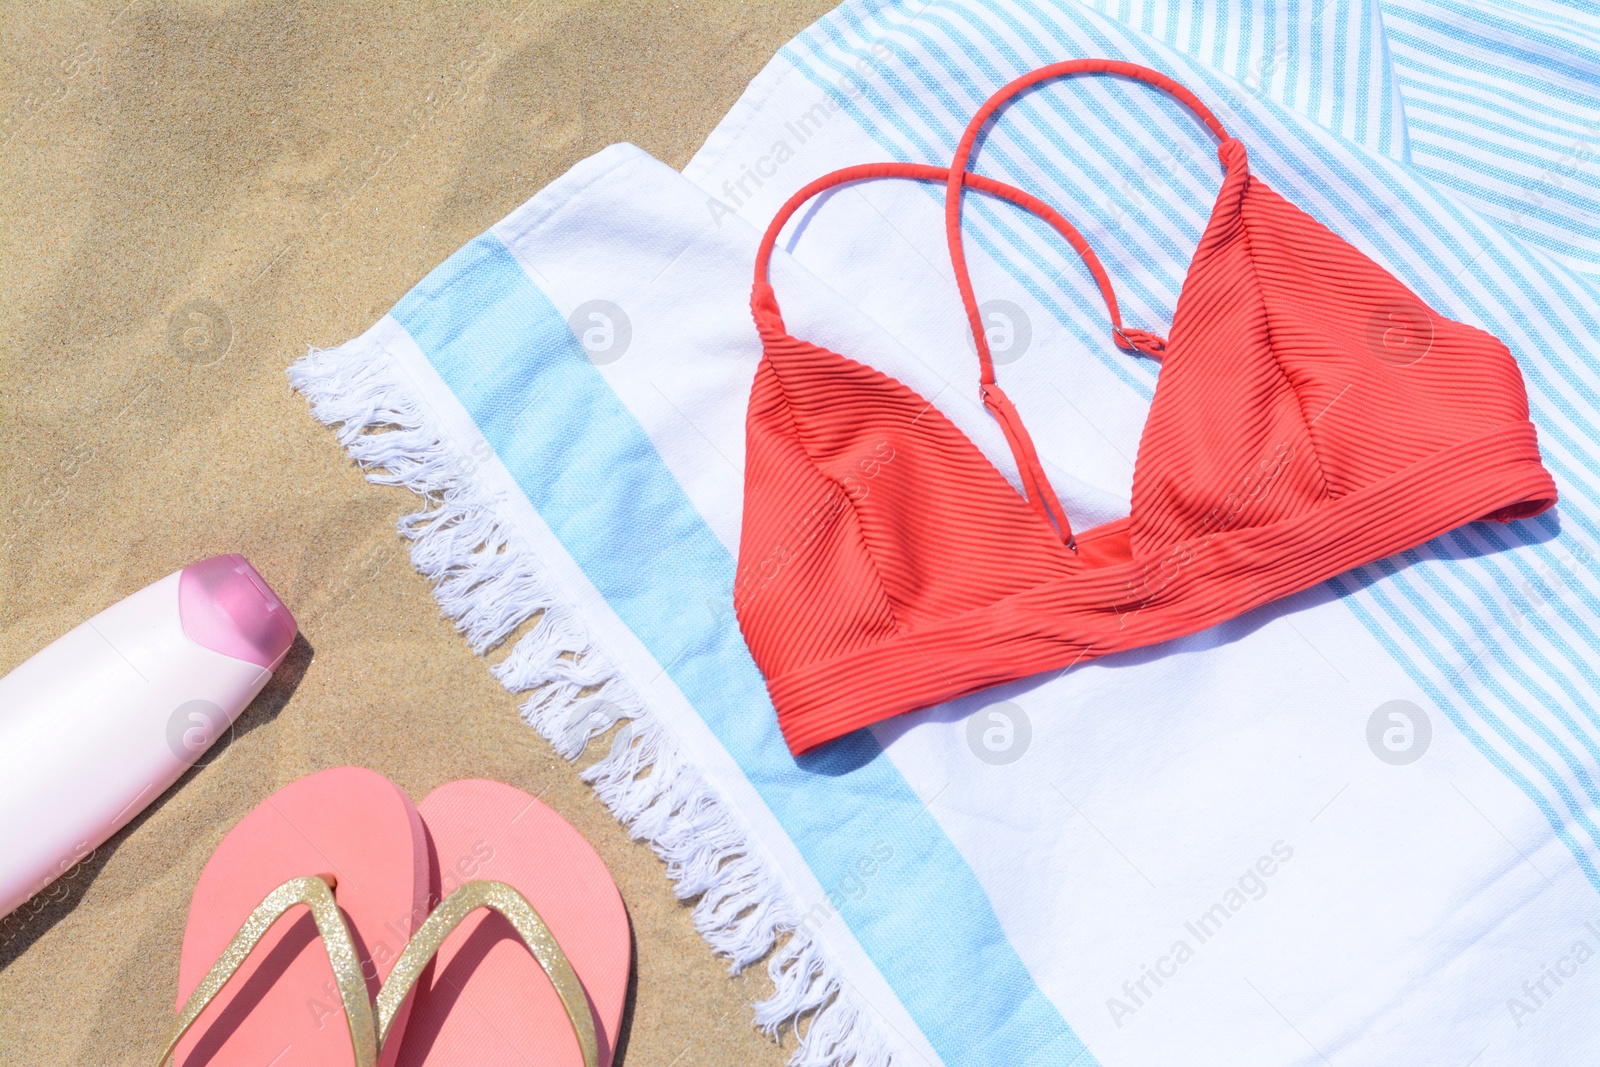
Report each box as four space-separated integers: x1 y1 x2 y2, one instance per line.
294 1 1600 1064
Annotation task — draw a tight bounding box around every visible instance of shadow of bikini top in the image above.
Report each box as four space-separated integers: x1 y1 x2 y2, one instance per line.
737 59 1556 755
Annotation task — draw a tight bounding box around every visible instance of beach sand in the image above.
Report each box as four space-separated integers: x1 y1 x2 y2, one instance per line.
0 2 834 1061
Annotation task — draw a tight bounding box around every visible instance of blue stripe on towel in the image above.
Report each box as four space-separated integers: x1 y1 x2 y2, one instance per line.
390 232 1099 1067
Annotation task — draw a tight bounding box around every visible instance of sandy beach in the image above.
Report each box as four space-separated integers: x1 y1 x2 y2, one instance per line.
0 2 833 1061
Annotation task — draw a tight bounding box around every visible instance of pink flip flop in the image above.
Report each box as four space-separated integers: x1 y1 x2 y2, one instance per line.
162 766 430 1066
382 779 632 1067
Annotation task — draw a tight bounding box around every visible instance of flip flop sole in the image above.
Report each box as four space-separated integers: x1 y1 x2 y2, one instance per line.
174 766 430 1066
398 779 632 1067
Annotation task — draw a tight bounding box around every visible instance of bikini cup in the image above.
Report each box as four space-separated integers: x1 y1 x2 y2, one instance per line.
741 59 1557 755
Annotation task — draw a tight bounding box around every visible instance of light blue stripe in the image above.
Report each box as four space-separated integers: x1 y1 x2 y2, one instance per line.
1211 0 1224 77
388 231 1098 1067
1285 0 1302 112
1330 0 1350 136
1307 0 1325 129
1258 0 1276 99
1354 0 1373 148
1374 3 1402 160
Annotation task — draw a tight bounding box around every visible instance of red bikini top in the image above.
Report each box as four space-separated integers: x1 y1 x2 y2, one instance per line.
736 60 1557 755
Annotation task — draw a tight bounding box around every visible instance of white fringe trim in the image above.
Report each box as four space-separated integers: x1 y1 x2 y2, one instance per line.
290 333 901 1067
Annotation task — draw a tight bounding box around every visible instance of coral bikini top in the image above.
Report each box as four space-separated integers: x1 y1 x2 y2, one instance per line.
737 59 1557 755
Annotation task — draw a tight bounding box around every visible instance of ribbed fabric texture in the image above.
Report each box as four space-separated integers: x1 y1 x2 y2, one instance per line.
735 62 1557 755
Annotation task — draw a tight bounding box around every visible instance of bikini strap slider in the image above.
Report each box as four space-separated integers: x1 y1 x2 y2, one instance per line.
1114 326 1167 359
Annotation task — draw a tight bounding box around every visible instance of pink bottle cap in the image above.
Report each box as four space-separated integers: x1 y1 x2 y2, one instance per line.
178 554 297 670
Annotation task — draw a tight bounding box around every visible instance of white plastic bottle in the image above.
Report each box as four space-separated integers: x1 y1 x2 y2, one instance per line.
0 554 297 919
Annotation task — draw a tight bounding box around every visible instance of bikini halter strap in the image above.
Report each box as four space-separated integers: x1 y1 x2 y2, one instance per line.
749 61 1239 547
752 162 1134 347
946 58 1237 383
943 60 1239 545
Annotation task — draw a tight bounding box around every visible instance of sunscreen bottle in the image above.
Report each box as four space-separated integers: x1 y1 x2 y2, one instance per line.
0 554 296 919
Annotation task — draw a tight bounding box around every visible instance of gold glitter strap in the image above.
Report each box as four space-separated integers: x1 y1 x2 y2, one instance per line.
155 875 377 1067
375 880 599 1067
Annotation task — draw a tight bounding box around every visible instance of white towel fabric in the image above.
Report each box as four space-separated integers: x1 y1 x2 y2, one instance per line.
294 2 1600 1064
